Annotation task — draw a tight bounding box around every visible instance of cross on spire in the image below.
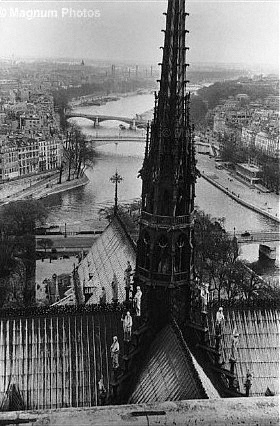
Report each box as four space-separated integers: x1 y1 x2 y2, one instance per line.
110 170 123 213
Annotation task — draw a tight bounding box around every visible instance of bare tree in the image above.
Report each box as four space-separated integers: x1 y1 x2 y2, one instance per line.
194 210 239 303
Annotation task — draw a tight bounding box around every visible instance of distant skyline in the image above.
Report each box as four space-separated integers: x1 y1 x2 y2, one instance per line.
0 1 278 69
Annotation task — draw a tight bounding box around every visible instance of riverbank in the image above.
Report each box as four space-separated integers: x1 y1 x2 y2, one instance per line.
0 172 89 206
0 169 59 201
197 155 280 225
34 172 89 200
69 88 154 109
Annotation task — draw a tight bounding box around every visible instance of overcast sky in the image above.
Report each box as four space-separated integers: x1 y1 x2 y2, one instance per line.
0 0 278 67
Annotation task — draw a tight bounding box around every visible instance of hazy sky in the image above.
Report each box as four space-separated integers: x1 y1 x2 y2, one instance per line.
0 0 278 67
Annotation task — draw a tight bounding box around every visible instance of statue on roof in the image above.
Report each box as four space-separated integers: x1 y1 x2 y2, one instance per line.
124 261 132 302
98 375 107 405
111 274 118 303
130 269 135 285
125 261 132 280
110 336 119 369
122 311 132 342
200 282 209 313
215 307 225 355
100 287 107 304
133 286 142 316
244 371 252 397
215 307 224 336
230 328 239 361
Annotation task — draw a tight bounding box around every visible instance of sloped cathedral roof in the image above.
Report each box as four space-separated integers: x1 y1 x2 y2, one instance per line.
0 308 124 410
77 216 136 304
208 306 279 396
0 217 279 411
129 323 220 403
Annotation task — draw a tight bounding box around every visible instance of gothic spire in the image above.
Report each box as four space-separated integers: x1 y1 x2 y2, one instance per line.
157 0 189 130
135 0 197 328
141 0 195 218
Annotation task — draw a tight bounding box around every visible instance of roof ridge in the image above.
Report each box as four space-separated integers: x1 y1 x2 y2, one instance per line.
112 213 137 253
128 322 209 404
171 319 209 399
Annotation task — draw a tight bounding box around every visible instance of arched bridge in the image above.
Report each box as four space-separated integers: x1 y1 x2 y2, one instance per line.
87 135 146 147
65 112 147 128
228 231 280 244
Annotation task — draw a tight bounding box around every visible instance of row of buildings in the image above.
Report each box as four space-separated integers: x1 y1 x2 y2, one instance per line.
241 122 279 159
0 134 62 181
0 86 63 181
0 61 99 95
0 59 157 100
212 89 279 159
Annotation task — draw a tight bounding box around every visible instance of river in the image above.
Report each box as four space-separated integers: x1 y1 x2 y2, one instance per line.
41 92 279 281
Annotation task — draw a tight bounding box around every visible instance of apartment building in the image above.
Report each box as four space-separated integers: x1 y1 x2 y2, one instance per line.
0 138 19 180
255 131 280 158
39 137 62 172
18 138 39 176
241 127 257 149
20 114 42 131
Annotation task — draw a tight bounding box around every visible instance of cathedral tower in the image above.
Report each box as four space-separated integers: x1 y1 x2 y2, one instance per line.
135 0 196 328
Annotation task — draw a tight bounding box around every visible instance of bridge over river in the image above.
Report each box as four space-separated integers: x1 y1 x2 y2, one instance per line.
66 112 147 128
86 135 146 147
229 231 280 245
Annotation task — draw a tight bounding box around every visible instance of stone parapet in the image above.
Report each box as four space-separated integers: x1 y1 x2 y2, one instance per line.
0 397 278 425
